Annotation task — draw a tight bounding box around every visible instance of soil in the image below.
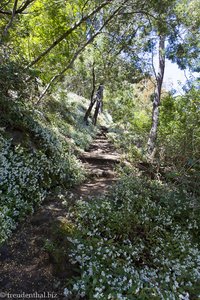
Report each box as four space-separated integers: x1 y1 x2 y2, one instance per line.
0 127 121 300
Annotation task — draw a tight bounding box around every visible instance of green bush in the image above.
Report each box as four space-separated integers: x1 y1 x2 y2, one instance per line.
0 134 84 244
159 90 200 165
158 88 200 195
64 172 200 299
0 60 30 100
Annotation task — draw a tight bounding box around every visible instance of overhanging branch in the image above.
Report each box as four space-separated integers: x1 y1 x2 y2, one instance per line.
36 0 128 103
0 0 35 15
27 0 113 68
0 0 18 43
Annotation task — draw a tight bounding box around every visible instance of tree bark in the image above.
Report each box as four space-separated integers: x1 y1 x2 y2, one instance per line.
84 99 97 124
84 63 96 123
93 99 101 125
147 35 165 158
92 84 104 125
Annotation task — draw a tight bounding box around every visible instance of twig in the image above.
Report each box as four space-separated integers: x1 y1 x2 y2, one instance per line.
0 0 18 43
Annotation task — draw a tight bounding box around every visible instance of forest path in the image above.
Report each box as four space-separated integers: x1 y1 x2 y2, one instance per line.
0 127 121 299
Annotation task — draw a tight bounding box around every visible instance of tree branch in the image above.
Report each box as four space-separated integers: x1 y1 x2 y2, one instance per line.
0 0 18 43
36 33 102 104
27 0 113 68
0 0 34 15
0 0 12 10
16 0 34 13
36 0 127 103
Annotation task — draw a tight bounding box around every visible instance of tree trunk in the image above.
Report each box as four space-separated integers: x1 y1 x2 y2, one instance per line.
147 35 165 158
84 64 96 124
84 84 104 125
92 85 104 125
93 100 101 125
84 99 97 124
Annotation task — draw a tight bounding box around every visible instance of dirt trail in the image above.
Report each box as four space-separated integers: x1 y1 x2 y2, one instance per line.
0 127 121 299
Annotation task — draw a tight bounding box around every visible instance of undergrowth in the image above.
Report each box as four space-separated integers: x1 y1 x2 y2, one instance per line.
0 91 110 245
64 170 200 299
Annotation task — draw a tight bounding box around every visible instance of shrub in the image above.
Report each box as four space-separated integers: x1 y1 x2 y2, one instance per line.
158 90 200 196
65 172 200 299
0 133 84 244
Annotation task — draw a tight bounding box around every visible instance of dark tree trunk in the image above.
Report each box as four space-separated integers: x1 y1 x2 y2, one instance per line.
84 84 104 126
0 0 35 15
84 64 96 124
93 100 101 125
84 99 97 124
147 35 165 158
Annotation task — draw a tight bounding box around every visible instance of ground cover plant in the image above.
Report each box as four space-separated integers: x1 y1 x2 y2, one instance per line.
64 171 200 299
0 91 110 245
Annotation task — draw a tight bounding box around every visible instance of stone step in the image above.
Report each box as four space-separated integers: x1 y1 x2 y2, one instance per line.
93 139 107 143
80 152 121 164
86 148 117 156
87 169 116 178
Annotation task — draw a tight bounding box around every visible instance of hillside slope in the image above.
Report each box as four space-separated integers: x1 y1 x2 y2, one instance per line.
0 91 112 244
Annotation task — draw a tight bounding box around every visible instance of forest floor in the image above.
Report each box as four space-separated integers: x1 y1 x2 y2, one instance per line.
0 127 121 300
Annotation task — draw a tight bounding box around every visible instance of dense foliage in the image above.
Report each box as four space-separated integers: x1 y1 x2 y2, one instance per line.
64 171 200 299
158 85 200 195
105 77 200 197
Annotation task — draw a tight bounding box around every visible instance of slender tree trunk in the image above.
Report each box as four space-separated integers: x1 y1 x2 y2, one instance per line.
84 64 96 124
84 99 97 124
93 99 101 125
92 84 104 125
147 35 165 158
